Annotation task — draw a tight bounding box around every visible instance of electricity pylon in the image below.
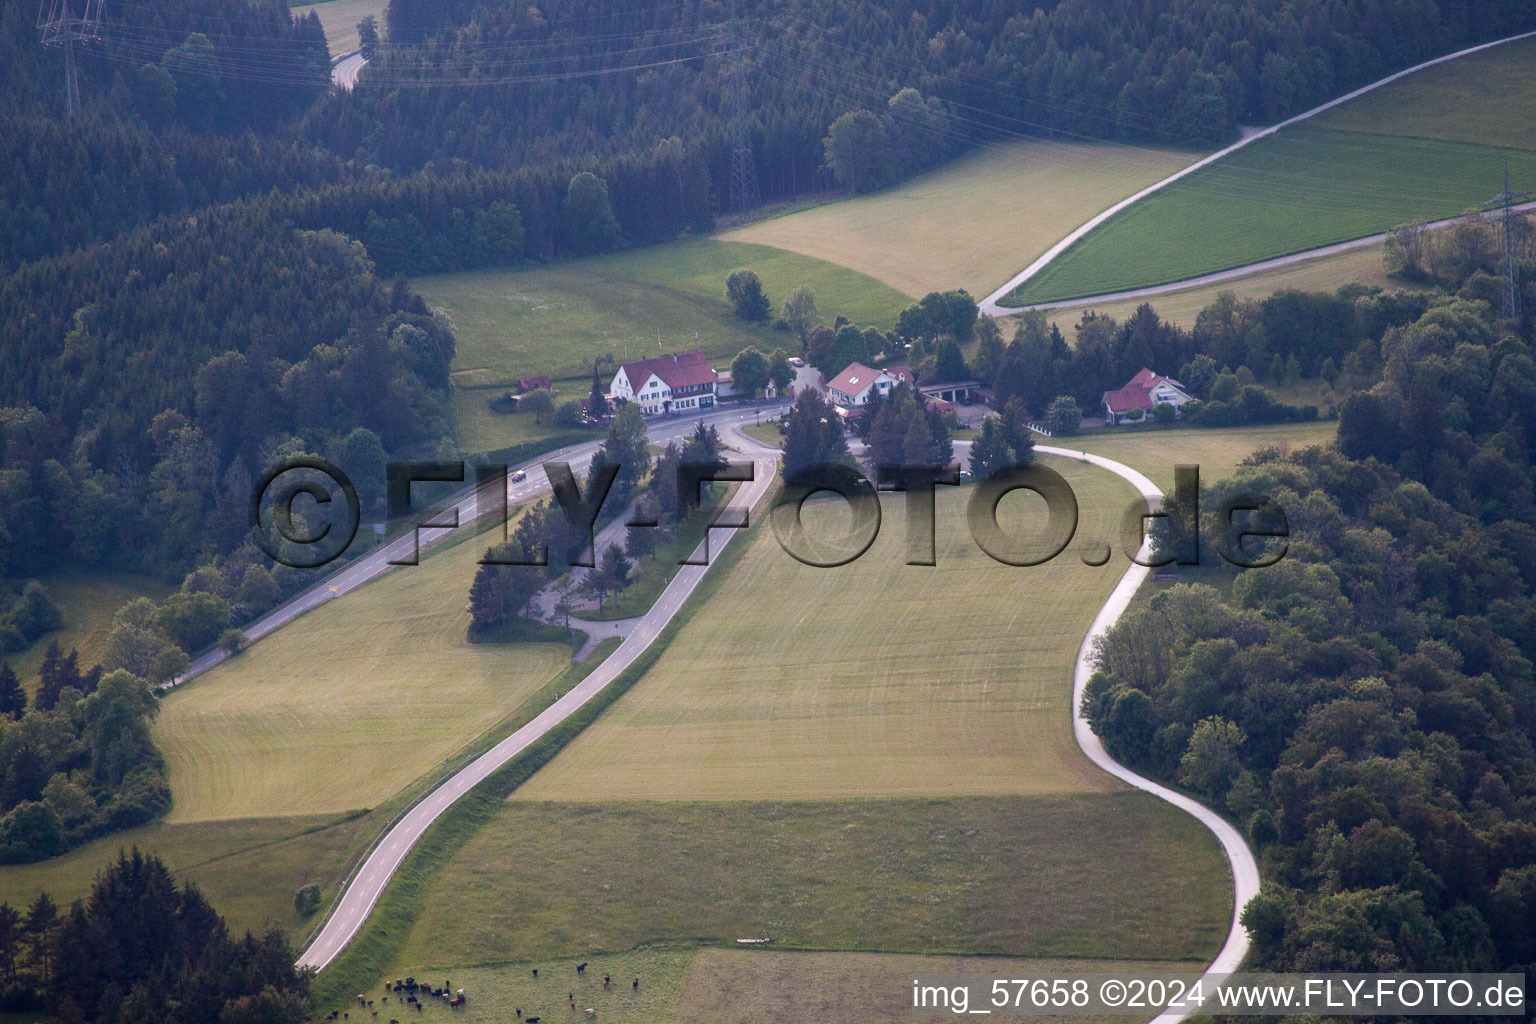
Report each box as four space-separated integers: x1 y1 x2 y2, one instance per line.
727 1 759 214
1484 162 1531 321
38 0 104 119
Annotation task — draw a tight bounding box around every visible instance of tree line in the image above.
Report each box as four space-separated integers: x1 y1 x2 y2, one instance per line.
1084 295 1536 973
0 849 310 1021
0 654 167 863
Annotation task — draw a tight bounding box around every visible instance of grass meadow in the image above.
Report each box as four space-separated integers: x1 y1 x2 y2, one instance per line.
6 571 171 697
1070 420 1340 493
417 238 909 453
352 948 1208 1024
515 458 1137 802
291 0 385 56
1008 35 1536 303
391 795 1229 970
723 139 1200 298
0 810 380 937
1039 243 1408 332
153 523 572 822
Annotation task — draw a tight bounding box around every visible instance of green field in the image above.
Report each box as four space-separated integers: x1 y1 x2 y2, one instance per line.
517 458 1136 802
5 571 171 696
1008 35 1536 304
417 238 910 453
0 810 380 936
291 0 385 56
1040 243 1409 332
347 949 1201 1024
392 795 1228 969
723 139 1200 298
1071 420 1339 492
154 525 572 822
670 948 1202 1024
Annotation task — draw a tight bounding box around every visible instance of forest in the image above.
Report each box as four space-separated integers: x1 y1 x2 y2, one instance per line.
1083 296 1536 973
0 850 311 1020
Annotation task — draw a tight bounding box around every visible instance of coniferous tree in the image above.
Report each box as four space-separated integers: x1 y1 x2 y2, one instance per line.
0 661 24 719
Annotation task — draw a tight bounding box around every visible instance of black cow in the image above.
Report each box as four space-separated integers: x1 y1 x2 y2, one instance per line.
576 962 587 973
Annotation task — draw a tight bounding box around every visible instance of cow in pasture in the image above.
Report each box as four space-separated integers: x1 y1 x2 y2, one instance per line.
576 962 587 973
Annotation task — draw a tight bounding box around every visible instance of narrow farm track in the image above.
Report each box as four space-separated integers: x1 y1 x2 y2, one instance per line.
295 417 782 971
979 28 1536 317
943 440 1259 1010
1035 445 1260 1016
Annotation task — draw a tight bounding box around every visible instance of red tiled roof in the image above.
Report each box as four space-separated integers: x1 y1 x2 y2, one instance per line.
885 364 915 385
826 362 882 396
621 350 719 390
1102 368 1186 413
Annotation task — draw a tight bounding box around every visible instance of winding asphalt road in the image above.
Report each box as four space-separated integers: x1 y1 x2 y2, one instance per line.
295 415 783 971
946 440 1259 1007
332 49 367 89
176 406 786 687
979 28 1536 318
1035 445 1259 1016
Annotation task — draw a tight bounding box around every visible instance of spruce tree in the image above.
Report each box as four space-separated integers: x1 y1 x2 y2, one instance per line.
0 661 25 718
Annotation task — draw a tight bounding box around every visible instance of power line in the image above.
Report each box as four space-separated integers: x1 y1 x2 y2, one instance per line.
37 0 103 119
727 0 759 213
1484 161 1532 320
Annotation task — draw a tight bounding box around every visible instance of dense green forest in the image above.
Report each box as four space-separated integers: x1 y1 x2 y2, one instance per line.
1084 295 1536 973
0 654 168 863
0 850 311 1020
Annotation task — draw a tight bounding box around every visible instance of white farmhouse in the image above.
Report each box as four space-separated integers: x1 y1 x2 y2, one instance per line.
825 362 897 408
610 351 721 415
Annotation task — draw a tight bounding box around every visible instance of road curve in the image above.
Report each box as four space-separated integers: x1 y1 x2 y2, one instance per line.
297 418 782 971
1037 446 1259 1012
332 49 367 89
979 29 1536 317
951 442 1260 1009
175 407 783 688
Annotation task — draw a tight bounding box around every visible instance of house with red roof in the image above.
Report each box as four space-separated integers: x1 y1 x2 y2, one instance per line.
825 362 897 408
1101 368 1194 425
610 350 721 415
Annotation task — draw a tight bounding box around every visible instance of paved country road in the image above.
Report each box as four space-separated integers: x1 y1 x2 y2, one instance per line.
174 405 786 688
1034 445 1259 1021
295 415 783 971
978 28 1536 318
332 49 367 89
950 441 1259 1018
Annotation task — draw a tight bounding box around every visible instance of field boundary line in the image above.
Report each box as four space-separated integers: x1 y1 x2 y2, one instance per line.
981 28 1536 315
